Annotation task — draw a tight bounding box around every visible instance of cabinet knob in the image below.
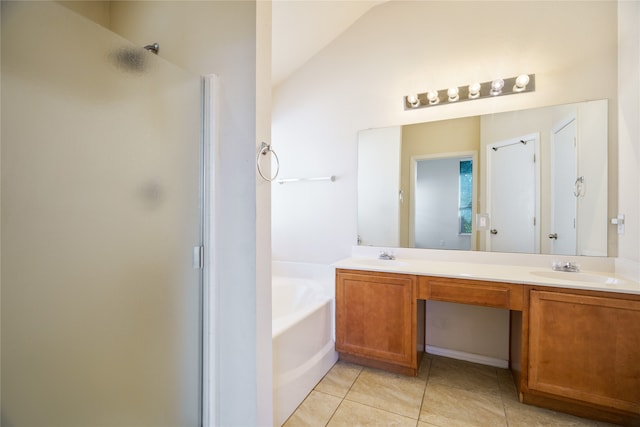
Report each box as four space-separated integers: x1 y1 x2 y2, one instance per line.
548 233 558 240
490 229 498 235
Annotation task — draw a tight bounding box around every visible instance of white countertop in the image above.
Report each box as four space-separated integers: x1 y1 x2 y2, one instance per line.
333 257 640 295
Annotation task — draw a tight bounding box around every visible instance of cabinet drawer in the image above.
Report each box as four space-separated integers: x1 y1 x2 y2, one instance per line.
418 276 523 310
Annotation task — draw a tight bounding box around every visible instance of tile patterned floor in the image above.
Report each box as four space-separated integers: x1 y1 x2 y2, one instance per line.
283 354 620 427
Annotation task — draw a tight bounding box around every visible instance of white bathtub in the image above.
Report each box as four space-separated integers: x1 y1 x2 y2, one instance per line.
272 262 338 426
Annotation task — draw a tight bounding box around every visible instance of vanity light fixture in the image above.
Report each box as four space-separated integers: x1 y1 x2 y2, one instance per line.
447 87 459 102
513 74 530 92
407 94 420 108
426 89 440 105
404 74 535 110
468 82 481 99
407 94 420 107
490 78 504 96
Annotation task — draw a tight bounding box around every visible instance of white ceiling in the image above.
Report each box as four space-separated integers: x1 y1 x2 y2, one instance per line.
271 0 384 86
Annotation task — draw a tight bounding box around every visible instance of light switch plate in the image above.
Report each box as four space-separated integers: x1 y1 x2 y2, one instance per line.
476 213 490 231
610 214 625 235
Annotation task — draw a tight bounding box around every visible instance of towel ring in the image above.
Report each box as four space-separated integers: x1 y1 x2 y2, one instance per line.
257 142 280 182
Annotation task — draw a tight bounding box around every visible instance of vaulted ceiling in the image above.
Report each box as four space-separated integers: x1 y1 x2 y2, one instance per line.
271 0 384 86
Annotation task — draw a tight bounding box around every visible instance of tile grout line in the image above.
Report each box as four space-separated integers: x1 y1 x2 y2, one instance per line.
282 361 357 426
329 363 426 425
323 363 364 427
338 398 422 424
495 367 511 427
416 357 432 426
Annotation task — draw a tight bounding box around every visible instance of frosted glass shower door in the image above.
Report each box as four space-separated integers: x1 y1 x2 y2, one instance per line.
2 2 203 426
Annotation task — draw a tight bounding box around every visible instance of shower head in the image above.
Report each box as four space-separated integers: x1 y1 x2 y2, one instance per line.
110 42 159 73
144 43 159 55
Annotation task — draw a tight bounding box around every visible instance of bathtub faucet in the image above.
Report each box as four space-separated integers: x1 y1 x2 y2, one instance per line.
378 251 396 260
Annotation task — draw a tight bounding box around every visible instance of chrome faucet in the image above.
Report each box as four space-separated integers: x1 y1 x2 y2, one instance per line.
378 251 396 260
552 261 580 272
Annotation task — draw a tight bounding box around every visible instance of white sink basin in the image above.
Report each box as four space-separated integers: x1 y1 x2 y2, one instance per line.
352 258 409 268
530 270 624 285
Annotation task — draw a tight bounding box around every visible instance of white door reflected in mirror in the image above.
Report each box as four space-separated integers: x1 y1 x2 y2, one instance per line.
486 134 539 254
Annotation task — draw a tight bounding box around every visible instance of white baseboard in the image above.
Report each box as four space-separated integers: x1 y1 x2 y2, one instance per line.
425 345 509 369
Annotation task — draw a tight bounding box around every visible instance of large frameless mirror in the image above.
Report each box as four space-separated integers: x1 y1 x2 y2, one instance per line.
358 99 608 256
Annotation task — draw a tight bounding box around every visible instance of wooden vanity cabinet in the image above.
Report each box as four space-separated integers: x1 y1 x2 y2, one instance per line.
335 269 424 376
522 287 640 425
334 267 640 424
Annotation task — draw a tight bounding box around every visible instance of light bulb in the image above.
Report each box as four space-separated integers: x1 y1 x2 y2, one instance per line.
406 94 420 107
514 74 530 92
447 87 459 102
426 90 439 104
468 82 481 98
490 79 504 96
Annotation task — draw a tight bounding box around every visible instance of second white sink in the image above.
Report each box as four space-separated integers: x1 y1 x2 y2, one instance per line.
531 270 624 285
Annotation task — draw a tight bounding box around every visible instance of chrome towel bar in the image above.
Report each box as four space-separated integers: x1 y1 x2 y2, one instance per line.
276 175 336 184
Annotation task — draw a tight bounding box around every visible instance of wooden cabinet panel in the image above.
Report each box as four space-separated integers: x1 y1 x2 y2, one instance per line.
336 269 416 371
418 276 523 310
528 290 640 415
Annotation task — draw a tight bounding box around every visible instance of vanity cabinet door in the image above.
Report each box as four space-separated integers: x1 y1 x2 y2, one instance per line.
335 269 417 374
528 290 640 416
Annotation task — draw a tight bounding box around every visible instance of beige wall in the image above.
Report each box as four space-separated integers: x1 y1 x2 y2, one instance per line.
400 117 480 247
59 1 111 27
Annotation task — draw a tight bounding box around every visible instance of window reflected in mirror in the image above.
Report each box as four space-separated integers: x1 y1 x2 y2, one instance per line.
412 155 475 251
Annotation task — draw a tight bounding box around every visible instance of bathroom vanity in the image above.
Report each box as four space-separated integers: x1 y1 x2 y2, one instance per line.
334 259 640 425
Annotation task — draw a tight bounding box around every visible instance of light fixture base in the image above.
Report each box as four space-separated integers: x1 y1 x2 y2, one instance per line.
404 74 535 110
